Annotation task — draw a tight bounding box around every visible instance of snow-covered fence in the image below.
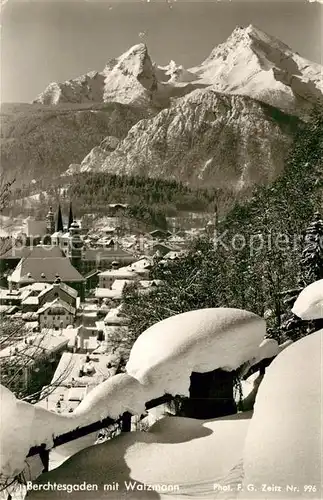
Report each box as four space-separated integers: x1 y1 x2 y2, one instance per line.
25 394 174 473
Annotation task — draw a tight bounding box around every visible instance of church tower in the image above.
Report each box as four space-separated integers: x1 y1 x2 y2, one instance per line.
68 202 74 230
68 220 83 270
56 204 64 233
46 206 55 235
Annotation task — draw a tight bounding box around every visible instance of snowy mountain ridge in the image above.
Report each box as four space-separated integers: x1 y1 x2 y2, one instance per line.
34 25 323 117
27 25 323 189
191 25 323 115
34 43 203 108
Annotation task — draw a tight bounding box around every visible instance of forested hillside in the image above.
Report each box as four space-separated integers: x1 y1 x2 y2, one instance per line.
0 102 149 186
8 173 231 230
119 110 323 357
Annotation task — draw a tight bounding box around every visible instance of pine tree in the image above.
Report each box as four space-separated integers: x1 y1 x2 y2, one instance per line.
56 204 64 232
68 202 74 230
301 212 323 285
278 213 323 341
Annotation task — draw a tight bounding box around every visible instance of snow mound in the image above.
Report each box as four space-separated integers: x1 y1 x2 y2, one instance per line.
292 279 323 320
73 373 160 422
241 330 323 496
0 372 162 480
126 308 266 396
28 412 252 499
0 384 88 480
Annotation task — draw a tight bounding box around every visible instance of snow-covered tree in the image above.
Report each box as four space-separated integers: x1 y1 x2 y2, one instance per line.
301 212 323 284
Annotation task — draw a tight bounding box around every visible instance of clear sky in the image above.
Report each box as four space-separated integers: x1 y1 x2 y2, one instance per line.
1 0 322 103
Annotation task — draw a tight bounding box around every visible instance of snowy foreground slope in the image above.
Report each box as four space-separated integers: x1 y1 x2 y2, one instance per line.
27 413 252 500
0 309 269 481
1 307 321 499
26 330 322 499
240 329 323 498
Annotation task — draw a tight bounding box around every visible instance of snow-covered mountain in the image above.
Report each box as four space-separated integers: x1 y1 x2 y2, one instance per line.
11 25 323 188
190 25 323 117
32 71 105 105
77 89 299 189
34 43 203 108
34 25 323 117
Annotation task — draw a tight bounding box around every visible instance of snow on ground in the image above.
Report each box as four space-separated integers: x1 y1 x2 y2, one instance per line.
240 329 323 498
0 307 265 486
126 308 267 396
292 279 323 320
27 412 253 499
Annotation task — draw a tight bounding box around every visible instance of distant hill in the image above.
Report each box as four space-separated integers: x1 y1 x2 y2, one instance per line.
0 102 150 187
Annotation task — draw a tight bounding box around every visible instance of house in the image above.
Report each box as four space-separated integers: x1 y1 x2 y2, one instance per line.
38 280 79 310
0 332 69 390
0 244 45 275
94 287 123 301
37 351 120 414
81 247 134 273
149 243 177 257
149 229 172 240
130 257 153 277
37 298 76 330
98 266 139 289
0 283 52 312
0 288 23 308
8 246 86 300
163 250 186 261
104 305 129 326
50 231 71 255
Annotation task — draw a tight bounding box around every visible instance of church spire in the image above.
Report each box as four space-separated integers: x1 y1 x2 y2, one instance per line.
46 206 55 235
56 204 64 232
68 202 74 230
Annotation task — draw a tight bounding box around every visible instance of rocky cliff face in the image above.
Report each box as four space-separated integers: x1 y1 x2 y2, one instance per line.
80 89 299 190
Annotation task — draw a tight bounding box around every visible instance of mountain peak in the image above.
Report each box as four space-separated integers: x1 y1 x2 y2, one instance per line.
190 24 323 116
103 42 158 105
202 24 293 66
